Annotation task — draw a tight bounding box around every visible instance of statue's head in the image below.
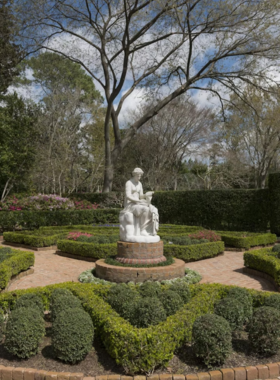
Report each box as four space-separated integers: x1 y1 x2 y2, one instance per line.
132 167 144 181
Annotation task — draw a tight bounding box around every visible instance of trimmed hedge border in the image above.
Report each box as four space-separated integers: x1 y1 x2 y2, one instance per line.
0 283 277 375
217 232 277 250
0 209 120 231
243 267 279 291
243 247 280 287
3 231 68 248
56 239 225 262
0 249 34 290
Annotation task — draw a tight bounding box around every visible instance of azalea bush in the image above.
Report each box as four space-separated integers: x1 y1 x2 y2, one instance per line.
0 194 98 211
189 230 221 242
67 231 93 241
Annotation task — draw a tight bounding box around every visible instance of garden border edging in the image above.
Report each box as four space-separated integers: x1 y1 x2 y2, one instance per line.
2 267 34 292
0 362 280 380
243 267 280 291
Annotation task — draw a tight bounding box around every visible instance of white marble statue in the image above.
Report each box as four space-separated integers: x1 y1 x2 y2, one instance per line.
119 168 160 243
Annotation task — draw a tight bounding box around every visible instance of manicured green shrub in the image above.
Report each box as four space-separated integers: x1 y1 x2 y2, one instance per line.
0 247 12 254
50 288 73 303
50 294 82 321
159 290 183 316
132 297 167 328
217 232 276 250
52 307 94 363
263 293 280 311
0 250 34 290
192 313 232 367
106 284 140 320
168 282 191 303
247 306 280 355
0 209 119 231
153 189 269 231
3 231 67 247
14 294 44 316
272 244 280 257
4 307 45 358
57 239 116 259
214 297 245 331
0 310 4 342
164 241 224 262
244 248 280 286
227 287 253 322
0 247 14 263
138 282 162 298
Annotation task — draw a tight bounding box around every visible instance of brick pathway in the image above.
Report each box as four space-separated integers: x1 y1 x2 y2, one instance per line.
3 243 275 292
186 251 275 291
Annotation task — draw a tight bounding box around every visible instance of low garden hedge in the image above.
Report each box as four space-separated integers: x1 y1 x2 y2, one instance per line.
3 231 68 247
244 248 280 286
0 249 34 289
217 231 276 250
57 239 224 262
0 282 276 374
164 241 224 261
0 209 120 231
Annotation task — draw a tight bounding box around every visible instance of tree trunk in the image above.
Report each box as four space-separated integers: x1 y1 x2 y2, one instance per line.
102 104 114 192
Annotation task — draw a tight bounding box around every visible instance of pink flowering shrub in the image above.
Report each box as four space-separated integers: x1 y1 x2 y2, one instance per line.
189 230 221 242
0 194 99 211
67 231 93 241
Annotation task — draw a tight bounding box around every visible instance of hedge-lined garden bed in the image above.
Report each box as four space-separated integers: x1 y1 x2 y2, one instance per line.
217 232 277 250
244 248 280 287
3 230 68 248
57 239 224 262
0 247 34 290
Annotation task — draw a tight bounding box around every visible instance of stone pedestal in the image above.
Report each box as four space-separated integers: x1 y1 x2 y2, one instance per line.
116 241 165 265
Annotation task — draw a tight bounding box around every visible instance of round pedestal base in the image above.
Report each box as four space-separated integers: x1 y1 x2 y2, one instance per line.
95 258 185 283
116 240 165 265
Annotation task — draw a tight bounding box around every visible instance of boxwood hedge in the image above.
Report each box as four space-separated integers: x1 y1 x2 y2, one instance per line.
3 231 68 248
217 232 276 250
0 248 34 289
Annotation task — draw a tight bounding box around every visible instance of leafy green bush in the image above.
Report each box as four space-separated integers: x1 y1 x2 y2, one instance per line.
57 239 116 259
52 308 94 363
272 244 280 253
215 297 245 331
247 306 280 355
106 284 141 321
164 241 224 262
168 282 191 303
0 247 14 263
163 236 209 245
4 307 45 358
159 290 183 316
263 293 280 311
50 294 82 321
132 297 167 328
0 249 34 290
50 288 73 304
0 247 12 254
3 230 68 247
14 294 44 316
0 310 4 342
192 313 232 367
217 232 276 250
227 287 253 322
138 282 162 298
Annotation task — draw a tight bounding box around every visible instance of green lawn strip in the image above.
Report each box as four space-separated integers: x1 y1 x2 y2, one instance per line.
244 247 280 286
0 249 34 289
216 231 276 250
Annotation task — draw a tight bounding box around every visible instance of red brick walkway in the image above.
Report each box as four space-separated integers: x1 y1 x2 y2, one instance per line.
3 244 275 292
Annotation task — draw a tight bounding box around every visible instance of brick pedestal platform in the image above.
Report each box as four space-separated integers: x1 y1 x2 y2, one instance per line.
116 240 165 265
95 258 185 283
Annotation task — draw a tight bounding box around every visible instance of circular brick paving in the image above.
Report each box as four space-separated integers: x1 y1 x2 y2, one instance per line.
1 243 276 291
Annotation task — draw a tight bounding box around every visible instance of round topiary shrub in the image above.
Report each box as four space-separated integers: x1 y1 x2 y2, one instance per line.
215 297 245 331
264 293 280 311
4 307 45 358
168 282 191 303
106 284 140 320
52 307 94 363
192 313 232 367
159 290 183 316
14 293 44 316
50 288 73 304
247 306 280 356
0 247 12 254
139 282 162 298
50 294 82 321
132 297 167 328
227 287 253 322
272 244 280 254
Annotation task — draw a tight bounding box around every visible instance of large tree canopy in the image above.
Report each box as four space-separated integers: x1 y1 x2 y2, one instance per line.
0 0 23 94
16 0 280 191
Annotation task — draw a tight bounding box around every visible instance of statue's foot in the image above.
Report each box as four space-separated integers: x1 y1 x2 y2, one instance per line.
140 230 149 236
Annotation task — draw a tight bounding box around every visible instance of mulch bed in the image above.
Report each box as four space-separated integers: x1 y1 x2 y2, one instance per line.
0 329 279 376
